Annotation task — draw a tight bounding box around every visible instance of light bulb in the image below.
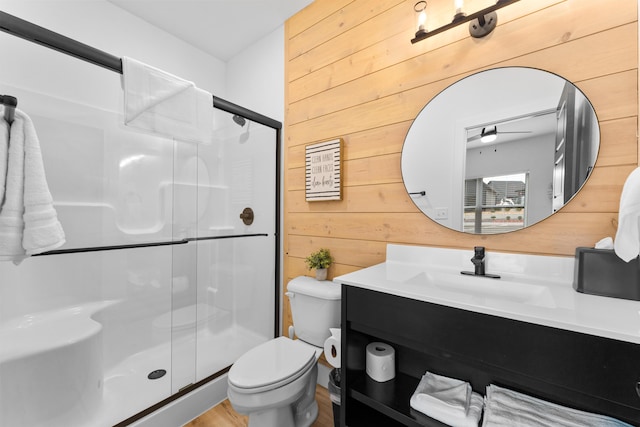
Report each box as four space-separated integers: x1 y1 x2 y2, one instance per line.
481 134 497 143
480 127 498 143
418 10 427 29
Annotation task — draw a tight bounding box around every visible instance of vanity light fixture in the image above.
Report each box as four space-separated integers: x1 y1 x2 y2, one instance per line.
411 0 520 44
480 127 498 143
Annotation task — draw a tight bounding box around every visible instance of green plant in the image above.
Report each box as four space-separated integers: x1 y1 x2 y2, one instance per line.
305 248 333 270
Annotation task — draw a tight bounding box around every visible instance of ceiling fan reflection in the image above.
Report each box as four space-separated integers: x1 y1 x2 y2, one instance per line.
469 126 532 143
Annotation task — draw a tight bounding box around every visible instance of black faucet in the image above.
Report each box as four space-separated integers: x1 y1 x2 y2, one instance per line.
461 246 501 279
471 246 486 275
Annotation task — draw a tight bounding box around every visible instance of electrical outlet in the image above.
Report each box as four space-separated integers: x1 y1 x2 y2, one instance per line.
435 207 448 220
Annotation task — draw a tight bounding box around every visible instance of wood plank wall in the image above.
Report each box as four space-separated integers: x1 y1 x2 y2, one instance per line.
283 0 638 336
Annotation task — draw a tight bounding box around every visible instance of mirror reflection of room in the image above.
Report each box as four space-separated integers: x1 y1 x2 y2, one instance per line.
401 67 600 235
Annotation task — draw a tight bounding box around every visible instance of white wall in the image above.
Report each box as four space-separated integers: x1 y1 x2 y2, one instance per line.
226 25 285 123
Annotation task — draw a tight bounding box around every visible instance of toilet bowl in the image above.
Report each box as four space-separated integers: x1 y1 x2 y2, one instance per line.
227 337 322 427
227 277 341 427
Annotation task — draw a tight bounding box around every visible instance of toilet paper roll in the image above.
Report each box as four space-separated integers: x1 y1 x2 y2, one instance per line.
366 342 395 382
323 328 341 368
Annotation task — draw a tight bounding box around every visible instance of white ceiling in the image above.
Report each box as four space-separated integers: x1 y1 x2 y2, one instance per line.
107 0 314 61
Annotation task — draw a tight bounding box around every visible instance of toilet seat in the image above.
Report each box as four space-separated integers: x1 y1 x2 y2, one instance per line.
228 337 317 393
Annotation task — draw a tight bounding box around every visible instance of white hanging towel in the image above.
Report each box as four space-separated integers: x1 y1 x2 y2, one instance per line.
0 109 65 264
122 57 213 144
614 167 640 262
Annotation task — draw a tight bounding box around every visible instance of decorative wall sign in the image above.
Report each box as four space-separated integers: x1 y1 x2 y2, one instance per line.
305 138 342 201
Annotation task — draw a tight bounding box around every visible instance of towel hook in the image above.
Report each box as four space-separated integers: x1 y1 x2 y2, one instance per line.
1 94 17 124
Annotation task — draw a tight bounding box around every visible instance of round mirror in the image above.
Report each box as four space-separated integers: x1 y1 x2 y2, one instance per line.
401 67 599 234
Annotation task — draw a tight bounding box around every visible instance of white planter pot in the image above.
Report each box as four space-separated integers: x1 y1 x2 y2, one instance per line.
315 268 328 281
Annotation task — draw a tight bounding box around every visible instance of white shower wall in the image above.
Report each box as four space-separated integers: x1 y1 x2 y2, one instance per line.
0 4 278 425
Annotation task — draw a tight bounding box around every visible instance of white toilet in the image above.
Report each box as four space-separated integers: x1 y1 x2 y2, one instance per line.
227 276 341 427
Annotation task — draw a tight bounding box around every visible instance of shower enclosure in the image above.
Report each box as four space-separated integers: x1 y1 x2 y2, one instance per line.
0 11 280 427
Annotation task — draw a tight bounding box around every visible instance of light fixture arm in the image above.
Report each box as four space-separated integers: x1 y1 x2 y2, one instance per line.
411 0 519 44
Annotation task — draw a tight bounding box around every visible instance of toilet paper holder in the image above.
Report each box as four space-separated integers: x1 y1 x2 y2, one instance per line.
324 328 341 368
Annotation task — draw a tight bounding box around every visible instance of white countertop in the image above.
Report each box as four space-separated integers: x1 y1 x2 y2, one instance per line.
334 244 640 344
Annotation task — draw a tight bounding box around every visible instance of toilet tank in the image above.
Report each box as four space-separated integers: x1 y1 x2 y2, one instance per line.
287 276 341 347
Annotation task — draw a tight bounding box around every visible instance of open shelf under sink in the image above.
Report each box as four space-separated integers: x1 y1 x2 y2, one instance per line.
349 372 448 427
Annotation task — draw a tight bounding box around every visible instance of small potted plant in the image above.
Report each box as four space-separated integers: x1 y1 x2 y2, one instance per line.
305 248 333 281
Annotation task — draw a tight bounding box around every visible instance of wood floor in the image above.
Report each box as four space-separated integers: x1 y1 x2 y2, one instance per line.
183 385 335 427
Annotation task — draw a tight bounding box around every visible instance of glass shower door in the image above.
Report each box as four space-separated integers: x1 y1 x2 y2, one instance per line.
1 63 278 427
167 108 277 391
193 109 277 383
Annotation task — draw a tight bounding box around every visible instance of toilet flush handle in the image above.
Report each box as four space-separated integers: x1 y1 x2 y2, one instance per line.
285 292 295 339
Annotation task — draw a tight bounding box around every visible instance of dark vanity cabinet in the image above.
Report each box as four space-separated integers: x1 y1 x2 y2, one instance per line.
340 285 640 426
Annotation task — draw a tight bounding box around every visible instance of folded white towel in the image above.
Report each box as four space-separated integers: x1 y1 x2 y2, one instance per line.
482 384 633 427
614 167 640 261
410 372 483 427
415 371 472 413
0 109 65 264
122 57 213 144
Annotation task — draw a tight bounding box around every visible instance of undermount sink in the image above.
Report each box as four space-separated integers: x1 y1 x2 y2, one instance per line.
404 271 554 306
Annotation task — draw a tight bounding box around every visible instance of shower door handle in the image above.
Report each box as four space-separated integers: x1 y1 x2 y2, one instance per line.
239 207 254 225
